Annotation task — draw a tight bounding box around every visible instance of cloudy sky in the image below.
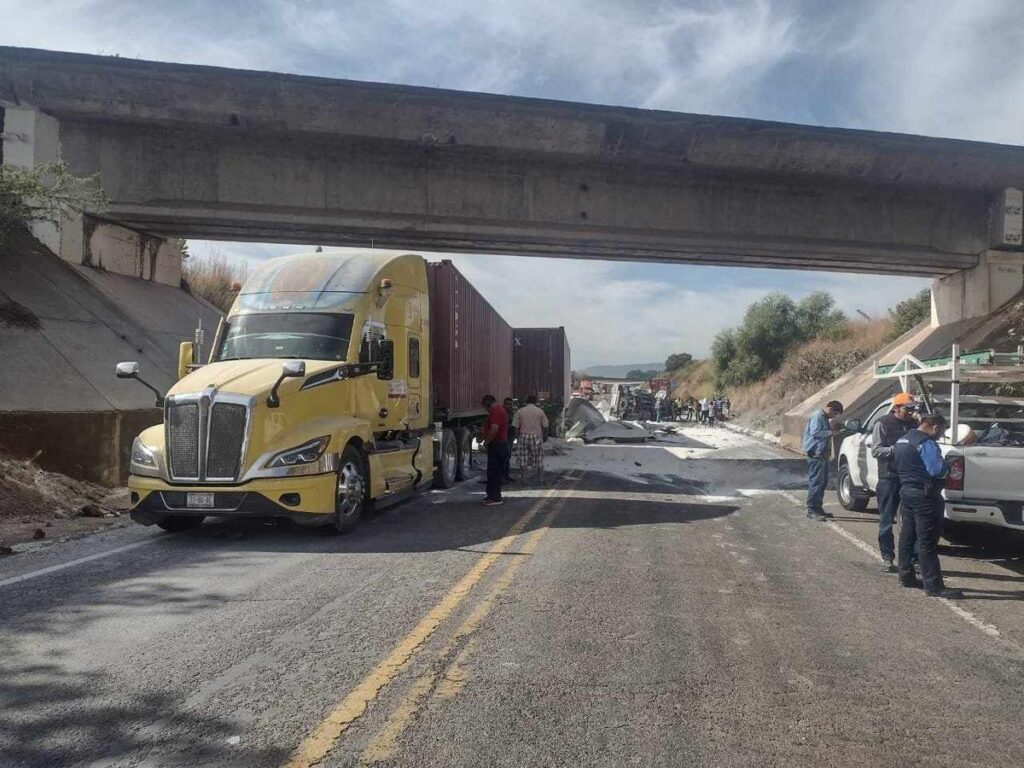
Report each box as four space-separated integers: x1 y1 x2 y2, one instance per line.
5 0 1022 367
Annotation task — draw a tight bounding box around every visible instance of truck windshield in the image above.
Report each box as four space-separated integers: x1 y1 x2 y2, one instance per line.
214 313 354 362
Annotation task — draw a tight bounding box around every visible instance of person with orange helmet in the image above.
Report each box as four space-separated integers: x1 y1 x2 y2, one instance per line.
871 392 919 571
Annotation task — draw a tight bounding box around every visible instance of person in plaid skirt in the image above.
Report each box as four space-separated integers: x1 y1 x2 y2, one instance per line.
512 394 549 484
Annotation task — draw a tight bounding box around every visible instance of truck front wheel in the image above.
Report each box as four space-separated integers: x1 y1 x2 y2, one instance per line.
837 462 869 511
332 446 367 534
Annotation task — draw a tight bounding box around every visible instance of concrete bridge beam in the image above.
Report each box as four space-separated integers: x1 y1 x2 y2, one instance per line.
2 106 183 286
931 251 1024 326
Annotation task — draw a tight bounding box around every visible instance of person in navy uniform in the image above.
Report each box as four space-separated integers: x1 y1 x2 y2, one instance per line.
893 413 963 599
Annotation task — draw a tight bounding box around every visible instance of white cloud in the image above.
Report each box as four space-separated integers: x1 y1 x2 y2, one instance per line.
838 1 1024 143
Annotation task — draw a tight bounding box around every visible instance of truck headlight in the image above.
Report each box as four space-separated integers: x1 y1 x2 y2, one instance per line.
264 436 330 468
130 437 161 477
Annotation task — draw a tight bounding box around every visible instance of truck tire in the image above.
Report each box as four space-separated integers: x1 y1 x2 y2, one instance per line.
157 515 205 532
434 428 457 489
331 445 367 534
454 427 474 481
837 462 869 511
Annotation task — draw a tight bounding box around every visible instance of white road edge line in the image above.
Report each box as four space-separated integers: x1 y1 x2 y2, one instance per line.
0 539 155 588
777 490 1009 645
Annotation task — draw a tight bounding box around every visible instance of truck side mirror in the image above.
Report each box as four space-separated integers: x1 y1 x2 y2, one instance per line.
115 362 165 407
116 361 140 379
267 360 306 408
178 342 194 380
844 418 862 433
377 339 395 381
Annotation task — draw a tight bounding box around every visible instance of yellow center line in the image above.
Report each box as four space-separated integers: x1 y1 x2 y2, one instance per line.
358 492 571 764
282 483 565 768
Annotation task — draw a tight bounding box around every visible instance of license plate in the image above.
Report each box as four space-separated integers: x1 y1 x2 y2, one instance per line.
187 492 215 509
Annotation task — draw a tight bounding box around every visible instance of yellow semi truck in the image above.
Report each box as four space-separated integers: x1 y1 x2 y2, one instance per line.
117 250 512 533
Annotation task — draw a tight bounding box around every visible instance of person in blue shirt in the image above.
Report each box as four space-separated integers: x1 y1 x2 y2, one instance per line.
893 413 963 599
802 400 844 521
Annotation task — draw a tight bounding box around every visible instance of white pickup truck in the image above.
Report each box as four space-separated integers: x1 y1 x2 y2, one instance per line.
837 393 1024 531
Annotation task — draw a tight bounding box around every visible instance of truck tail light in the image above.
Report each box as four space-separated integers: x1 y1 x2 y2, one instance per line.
946 455 965 491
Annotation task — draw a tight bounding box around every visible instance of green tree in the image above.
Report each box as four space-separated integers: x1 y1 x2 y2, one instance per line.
711 291 849 388
626 369 660 380
664 352 693 372
796 292 847 340
888 289 931 338
0 163 105 252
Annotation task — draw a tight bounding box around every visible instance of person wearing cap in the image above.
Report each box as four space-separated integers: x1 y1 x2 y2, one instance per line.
871 392 919 572
893 413 963 599
802 399 845 521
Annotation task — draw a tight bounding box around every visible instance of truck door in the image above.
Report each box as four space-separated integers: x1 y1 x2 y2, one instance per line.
406 334 423 425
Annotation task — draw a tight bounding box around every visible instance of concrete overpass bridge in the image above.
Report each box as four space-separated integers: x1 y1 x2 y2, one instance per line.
2 46 1024 322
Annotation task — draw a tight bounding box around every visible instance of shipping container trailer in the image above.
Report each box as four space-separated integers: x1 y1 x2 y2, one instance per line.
512 327 571 406
428 260 514 421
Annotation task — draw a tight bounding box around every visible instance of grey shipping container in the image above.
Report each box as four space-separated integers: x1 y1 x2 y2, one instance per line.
427 261 513 421
512 327 571 406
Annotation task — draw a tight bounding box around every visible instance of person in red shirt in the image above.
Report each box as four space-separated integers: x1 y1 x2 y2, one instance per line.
481 394 509 506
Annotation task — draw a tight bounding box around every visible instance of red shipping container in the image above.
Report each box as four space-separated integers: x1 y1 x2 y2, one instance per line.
427 261 513 421
512 327 571 406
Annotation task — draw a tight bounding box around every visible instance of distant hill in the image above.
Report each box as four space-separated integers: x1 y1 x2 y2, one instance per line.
581 363 663 378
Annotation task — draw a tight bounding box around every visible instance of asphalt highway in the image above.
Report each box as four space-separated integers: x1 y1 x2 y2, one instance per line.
3 425 1024 767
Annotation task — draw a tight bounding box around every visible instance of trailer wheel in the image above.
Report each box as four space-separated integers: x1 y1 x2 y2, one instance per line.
837 462 869 511
331 446 367 534
454 427 474 480
434 428 458 488
157 515 205 532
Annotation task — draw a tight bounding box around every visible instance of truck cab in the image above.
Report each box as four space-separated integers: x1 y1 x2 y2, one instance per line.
121 251 435 534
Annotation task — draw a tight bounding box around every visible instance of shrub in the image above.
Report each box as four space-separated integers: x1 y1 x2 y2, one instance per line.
888 289 931 339
664 352 693 372
0 163 105 252
183 252 249 313
780 346 873 388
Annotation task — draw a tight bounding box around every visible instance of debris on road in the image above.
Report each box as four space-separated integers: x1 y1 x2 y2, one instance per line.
0 453 129 549
564 396 655 444
584 421 653 443
564 397 606 438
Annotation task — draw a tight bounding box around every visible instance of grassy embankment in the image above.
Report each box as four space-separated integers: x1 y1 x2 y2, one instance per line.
182 251 249 312
671 318 894 436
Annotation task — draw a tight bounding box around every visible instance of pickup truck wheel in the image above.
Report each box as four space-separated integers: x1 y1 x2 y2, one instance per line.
156 515 205 532
434 429 457 489
837 463 869 511
454 427 474 481
331 446 367 534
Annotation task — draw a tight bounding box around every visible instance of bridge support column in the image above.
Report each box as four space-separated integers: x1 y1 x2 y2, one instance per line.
931 251 1024 326
2 105 183 286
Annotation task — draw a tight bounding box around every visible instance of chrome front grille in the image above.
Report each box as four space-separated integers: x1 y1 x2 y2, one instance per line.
207 403 247 480
165 392 251 482
167 402 200 479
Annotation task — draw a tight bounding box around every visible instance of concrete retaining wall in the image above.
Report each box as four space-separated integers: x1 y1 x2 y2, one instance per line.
0 230 220 412
0 230 220 486
0 409 162 486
